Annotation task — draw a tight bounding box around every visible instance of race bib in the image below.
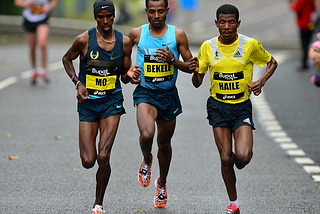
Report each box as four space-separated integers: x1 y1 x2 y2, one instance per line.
213 71 245 100
86 67 117 96
144 55 173 82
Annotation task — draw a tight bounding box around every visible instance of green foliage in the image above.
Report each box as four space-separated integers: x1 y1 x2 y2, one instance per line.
0 0 22 15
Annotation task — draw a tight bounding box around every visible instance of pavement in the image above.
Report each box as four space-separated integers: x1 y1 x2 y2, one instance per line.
1 1 320 213
0 44 320 213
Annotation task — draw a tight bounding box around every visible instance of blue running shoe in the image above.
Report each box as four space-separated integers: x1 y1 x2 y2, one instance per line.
234 157 246 170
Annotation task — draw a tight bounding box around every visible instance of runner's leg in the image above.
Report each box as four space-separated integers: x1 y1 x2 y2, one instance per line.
136 103 158 164
79 121 99 169
155 119 175 187
213 126 237 201
233 125 253 165
94 114 121 206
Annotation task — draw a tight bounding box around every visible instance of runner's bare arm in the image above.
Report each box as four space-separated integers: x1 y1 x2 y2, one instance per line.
62 32 89 102
156 28 193 73
189 57 205 88
249 56 278 96
121 35 141 84
128 26 142 47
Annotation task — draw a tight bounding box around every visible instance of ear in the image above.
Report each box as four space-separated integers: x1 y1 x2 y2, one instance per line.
237 20 241 28
215 19 219 27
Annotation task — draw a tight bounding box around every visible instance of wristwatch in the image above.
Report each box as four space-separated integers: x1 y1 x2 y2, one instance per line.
170 57 175 65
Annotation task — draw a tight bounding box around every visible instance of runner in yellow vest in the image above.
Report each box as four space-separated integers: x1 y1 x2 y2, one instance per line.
189 4 278 214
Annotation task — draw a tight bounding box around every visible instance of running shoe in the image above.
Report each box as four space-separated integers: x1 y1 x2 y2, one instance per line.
234 157 246 170
225 203 240 214
92 204 105 214
31 72 37 85
138 153 153 187
41 70 50 84
154 177 167 208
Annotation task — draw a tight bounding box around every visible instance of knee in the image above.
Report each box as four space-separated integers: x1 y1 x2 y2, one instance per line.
140 130 154 143
236 150 253 165
81 157 96 169
158 142 171 153
220 154 234 168
97 151 111 167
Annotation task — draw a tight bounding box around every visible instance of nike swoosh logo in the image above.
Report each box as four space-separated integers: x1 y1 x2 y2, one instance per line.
102 6 109 9
116 105 122 108
111 55 121 60
162 42 173 46
173 108 179 114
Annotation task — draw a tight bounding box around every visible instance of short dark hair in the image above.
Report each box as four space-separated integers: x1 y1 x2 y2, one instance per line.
216 4 239 21
145 0 168 9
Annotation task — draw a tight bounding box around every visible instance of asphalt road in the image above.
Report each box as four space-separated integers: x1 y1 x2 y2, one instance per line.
0 43 320 213
1 0 320 213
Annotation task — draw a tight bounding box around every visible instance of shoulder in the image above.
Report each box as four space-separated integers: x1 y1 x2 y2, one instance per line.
74 30 89 47
174 26 187 38
128 26 142 39
122 34 132 47
128 26 142 45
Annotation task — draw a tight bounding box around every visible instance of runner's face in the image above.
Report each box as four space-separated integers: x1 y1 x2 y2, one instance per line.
215 14 240 45
96 10 114 33
146 0 168 28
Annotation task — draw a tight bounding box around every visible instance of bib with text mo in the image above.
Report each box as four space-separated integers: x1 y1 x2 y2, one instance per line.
144 55 174 82
86 67 117 96
213 71 245 100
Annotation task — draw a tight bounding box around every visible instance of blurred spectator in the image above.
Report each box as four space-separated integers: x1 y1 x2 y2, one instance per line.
309 33 320 86
14 0 59 85
167 0 177 23
115 0 131 24
289 0 315 71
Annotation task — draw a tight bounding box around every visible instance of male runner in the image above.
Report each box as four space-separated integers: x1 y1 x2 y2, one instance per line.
189 4 278 214
62 0 140 213
128 0 193 208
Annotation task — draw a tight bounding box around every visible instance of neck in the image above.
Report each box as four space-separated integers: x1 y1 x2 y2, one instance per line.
219 33 238 45
149 24 167 33
95 27 115 43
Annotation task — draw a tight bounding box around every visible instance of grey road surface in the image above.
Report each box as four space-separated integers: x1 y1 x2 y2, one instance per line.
0 44 320 214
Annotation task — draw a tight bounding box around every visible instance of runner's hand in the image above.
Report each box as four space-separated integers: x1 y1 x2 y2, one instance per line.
249 80 263 96
189 57 199 73
128 64 141 83
76 84 89 103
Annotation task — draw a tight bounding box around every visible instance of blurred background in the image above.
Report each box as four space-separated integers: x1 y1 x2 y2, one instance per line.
0 0 299 49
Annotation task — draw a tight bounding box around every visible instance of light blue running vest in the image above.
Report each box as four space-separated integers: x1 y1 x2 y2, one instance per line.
136 24 179 91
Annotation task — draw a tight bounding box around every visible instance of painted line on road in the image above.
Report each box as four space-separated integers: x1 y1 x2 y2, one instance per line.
252 51 320 183
0 76 19 91
0 61 63 91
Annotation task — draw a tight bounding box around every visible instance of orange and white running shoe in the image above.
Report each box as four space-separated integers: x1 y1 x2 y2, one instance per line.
225 203 240 214
154 177 167 208
92 204 105 214
138 153 153 187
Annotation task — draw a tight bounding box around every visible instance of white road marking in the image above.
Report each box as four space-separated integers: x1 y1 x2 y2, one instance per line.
0 62 63 89
0 76 18 91
252 51 320 183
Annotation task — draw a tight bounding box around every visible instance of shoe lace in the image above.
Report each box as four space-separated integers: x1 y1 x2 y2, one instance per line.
140 163 150 179
155 187 166 201
225 207 239 214
92 205 105 214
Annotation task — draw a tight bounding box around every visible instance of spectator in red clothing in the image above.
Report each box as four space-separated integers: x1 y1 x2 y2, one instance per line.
289 0 315 70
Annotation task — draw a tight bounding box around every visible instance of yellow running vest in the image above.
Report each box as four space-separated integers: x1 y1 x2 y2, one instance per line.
198 33 271 104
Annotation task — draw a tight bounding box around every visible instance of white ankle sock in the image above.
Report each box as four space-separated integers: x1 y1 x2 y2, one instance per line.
229 199 240 208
